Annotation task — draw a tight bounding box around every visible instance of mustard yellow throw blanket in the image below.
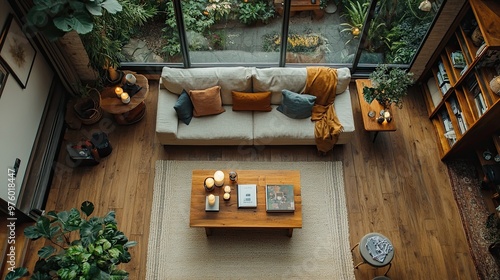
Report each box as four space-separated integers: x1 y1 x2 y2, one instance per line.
304 67 343 153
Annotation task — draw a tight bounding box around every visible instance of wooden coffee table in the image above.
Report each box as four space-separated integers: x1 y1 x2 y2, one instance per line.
100 71 149 125
189 169 302 237
355 79 397 142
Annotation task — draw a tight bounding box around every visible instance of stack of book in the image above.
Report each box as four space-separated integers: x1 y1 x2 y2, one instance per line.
466 75 487 116
437 61 451 94
449 97 468 134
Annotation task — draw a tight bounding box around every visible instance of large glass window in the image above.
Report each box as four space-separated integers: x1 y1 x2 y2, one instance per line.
121 0 443 70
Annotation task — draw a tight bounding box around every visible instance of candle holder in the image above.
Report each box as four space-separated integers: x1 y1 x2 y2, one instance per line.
115 87 123 99
204 177 215 192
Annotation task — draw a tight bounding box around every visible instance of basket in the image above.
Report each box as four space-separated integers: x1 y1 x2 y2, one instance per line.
74 88 102 125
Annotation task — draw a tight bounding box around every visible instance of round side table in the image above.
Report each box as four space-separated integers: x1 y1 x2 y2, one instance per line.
351 232 394 276
100 71 149 125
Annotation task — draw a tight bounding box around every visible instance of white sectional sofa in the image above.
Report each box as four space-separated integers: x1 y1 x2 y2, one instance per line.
156 67 355 146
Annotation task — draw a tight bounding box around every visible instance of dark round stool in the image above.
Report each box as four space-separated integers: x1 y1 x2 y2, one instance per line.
351 232 394 276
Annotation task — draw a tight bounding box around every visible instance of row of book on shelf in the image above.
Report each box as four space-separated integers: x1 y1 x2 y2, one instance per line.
237 184 295 212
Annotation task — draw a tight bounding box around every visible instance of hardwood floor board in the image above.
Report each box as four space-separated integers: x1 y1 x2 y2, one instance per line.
105 146 133 209
125 173 150 236
122 233 144 280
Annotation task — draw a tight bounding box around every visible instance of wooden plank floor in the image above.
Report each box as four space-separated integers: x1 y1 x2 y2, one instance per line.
19 79 478 279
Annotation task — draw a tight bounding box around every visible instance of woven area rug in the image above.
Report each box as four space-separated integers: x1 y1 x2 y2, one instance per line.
146 160 355 280
447 160 500 280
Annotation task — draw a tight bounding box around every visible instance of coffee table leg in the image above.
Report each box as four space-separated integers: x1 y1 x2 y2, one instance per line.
287 228 293 237
205 227 213 236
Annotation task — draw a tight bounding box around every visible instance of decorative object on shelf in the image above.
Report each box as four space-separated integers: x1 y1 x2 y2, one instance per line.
204 177 215 191
471 26 484 47
490 76 500 95
115 86 124 98
214 170 225 187
363 64 414 109
229 171 238 183
451 51 466 69
494 154 500 163
418 0 432 12
0 14 37 89
483 150 493 161
121 92 130 104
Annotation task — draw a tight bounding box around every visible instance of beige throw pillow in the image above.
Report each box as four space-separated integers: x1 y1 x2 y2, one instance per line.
189 86 226 117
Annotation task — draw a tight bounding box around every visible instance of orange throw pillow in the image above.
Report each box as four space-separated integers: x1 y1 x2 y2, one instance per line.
232 91 272 111
189 86 226 117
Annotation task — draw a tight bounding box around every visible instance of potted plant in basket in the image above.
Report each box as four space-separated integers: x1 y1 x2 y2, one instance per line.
6 201 136 280
363 64 414 109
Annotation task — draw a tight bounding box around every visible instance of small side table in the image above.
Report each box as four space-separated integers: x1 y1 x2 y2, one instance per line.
351 232 394 276
100 71 149 125
355 79 396 142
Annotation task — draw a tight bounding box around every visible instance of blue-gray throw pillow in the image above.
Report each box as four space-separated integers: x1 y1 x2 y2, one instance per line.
277 89 317 119
174 90 193 125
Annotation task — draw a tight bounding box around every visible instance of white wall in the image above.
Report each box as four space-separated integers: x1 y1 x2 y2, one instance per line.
0 1 54 204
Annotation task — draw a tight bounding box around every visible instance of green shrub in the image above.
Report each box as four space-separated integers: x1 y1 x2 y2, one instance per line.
237 1 275 26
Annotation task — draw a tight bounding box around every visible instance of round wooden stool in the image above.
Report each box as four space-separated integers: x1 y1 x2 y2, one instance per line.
351 232 394 276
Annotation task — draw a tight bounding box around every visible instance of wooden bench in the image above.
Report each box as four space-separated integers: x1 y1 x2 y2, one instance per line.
274 0 325 19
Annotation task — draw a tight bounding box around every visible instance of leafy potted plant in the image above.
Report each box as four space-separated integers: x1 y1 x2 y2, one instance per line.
363 64 414 109
6 201 136 280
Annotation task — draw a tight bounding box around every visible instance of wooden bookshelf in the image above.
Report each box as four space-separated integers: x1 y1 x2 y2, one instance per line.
421 0 500 160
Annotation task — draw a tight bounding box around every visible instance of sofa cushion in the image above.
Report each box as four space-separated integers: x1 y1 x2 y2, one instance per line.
173 90 193 125
177 106 253 145
161 67 253 105
252 68 307 104
277 89 316 119
189 86 226 117
336 67 351 94
253 105 316 145
232 91 272 111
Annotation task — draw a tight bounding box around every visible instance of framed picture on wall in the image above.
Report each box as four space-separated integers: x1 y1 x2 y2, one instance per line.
0 62 7 98
0 14 37 89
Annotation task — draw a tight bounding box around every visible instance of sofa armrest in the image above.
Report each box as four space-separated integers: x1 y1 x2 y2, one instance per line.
156 88 179 143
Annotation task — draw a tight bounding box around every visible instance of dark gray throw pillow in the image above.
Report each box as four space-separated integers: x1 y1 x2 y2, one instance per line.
174 90 193 125
277 89 317 119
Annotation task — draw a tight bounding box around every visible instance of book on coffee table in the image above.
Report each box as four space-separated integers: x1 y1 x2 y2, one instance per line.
265 184 295 212
237 184 257 208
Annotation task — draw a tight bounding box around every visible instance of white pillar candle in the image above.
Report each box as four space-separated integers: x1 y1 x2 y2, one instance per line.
223 192 230 201
208 194 216 206
121 92 130 104
383 111 391 119
115 87 123 98
214 170 224 187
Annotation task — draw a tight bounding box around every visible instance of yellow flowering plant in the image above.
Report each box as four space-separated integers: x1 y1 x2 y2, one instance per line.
263 33 327 53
